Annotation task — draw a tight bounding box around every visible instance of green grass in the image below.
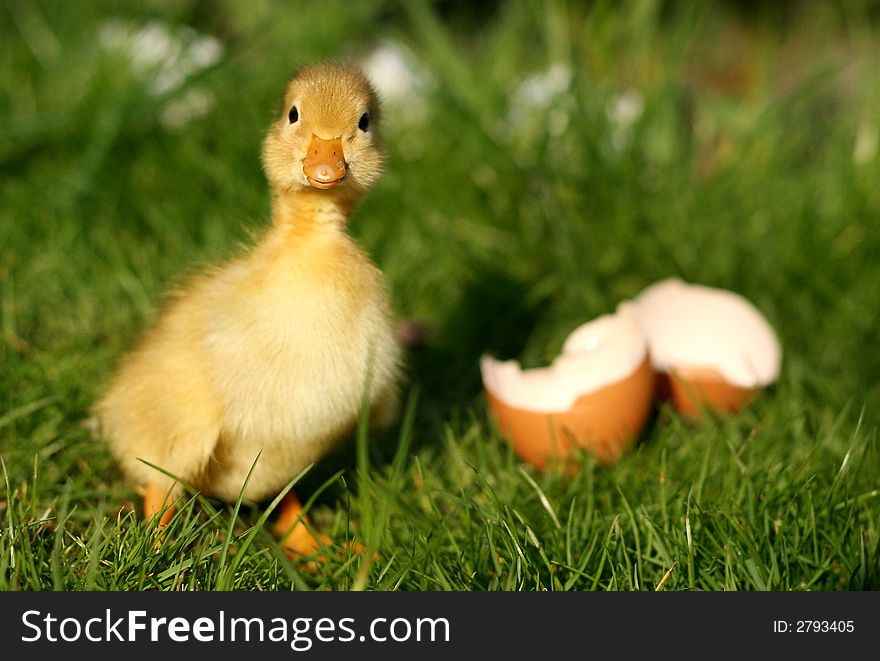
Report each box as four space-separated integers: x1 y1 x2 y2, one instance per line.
1 0 878 591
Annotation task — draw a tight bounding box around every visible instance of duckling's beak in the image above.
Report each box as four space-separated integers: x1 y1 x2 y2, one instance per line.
303 135 346 189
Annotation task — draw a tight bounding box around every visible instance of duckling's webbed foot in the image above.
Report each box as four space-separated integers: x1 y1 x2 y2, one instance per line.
272 492 332 557
141 483 178 548
272 492 368 564
142 483 177 528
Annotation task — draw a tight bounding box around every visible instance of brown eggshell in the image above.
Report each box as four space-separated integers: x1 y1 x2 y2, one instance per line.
632 278 780 420
663 366 759 419
485 356 656 471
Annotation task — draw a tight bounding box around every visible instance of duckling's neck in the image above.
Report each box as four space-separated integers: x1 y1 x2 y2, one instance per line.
270 186 362 234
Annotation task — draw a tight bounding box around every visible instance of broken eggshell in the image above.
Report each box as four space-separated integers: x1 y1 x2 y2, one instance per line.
632 278 781 419
480 305 655 470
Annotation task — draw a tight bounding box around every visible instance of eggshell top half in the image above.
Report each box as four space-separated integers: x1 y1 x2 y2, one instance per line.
480 305 648 413
632 278 781 389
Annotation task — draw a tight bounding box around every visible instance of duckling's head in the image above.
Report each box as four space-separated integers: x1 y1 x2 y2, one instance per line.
262 64 383 196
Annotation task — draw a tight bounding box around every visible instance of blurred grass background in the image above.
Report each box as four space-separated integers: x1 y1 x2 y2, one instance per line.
0 0 878 590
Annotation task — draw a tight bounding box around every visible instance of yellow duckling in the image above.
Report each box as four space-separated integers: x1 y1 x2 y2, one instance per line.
93 64 402 555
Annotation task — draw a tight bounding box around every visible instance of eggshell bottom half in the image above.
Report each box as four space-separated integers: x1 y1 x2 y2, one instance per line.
661 367 759 419
485 356 656 471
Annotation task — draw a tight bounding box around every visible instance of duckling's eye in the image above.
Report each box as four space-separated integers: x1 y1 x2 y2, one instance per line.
358 112 370 132
288 105 299 124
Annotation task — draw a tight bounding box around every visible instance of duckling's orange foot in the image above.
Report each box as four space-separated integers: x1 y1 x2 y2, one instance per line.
141 483 177 548
272 493 365 564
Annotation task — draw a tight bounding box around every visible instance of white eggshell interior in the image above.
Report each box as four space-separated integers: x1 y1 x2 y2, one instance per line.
480 305 648 413
632 278 781 388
